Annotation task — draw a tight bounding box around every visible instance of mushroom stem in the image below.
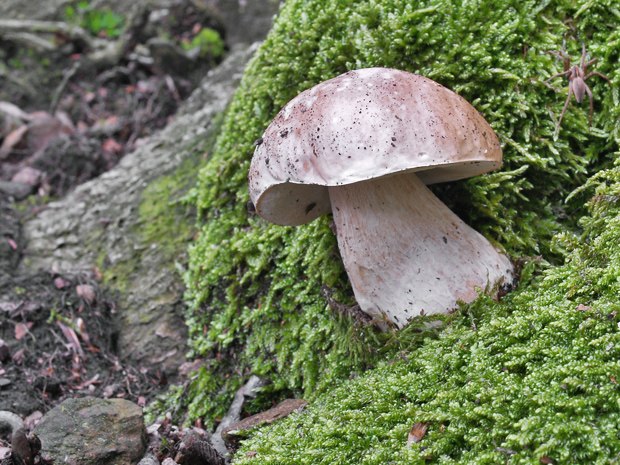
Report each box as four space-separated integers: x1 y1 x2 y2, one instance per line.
328 173 513 328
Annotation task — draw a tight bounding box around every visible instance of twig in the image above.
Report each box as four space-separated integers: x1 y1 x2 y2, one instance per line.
49 61 80 114
0 19 94 50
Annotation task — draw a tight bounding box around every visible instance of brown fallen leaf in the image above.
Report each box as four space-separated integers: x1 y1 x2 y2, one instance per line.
14 323 30 340
0 124 28 160
25 111 72 153
57 321 84 356
75 318 89 342
12 166 42 187
540 455 556 464
12 348 25 364
102 137 122 154
407 422 429 447
54 277 70 289
76 284 96 305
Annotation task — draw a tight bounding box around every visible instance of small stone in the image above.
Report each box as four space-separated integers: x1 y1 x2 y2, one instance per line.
33 397 146 465
0 181 33 200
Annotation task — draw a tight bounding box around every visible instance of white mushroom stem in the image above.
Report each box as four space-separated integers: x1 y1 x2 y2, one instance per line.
328 173 513 328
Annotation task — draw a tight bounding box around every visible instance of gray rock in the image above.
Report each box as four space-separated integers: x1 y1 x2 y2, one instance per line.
0 181 32 200
34 397 146 465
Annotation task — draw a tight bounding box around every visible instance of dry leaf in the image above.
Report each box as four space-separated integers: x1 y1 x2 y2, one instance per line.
0 101 31 121
57 321 84 356
75 317 91 346
102 137 122 154
92 266 103 280
0 446 11 460
540 455 556 464
407 422 429 447
76 284 96 305
14 323 28 340
25 111 71 152
611 376 617 384
0 125 28 159
11 166 42 187
12 348 25 363
54 277 70 289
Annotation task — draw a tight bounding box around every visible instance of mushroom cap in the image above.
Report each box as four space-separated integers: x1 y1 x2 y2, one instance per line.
248 67 502 226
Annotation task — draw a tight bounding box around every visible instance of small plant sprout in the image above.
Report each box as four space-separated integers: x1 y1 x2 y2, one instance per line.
545 43 610 133
248 68 514 328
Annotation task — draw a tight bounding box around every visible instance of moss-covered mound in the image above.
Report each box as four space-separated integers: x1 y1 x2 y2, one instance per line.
233 166 620 463
170 0 620 441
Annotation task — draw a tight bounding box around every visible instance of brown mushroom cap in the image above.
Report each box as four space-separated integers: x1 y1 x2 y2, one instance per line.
249 67 502 226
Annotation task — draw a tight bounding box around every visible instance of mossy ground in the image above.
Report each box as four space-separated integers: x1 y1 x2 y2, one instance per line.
233 167 620 463
165 0 620 460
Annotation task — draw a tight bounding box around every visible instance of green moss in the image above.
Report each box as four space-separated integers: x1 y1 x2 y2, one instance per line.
233 161 620 463
94 157 197 296
94 118 225 296
179 0 620 435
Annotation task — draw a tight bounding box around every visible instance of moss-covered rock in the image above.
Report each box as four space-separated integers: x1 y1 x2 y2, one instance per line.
233 163 620 463
179 0 619 430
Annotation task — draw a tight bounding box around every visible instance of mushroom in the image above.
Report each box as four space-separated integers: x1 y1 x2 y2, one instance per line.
248 68 513 328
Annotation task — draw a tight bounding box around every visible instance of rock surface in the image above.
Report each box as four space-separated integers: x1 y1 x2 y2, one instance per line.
18 43 258 376
33 397 146 465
